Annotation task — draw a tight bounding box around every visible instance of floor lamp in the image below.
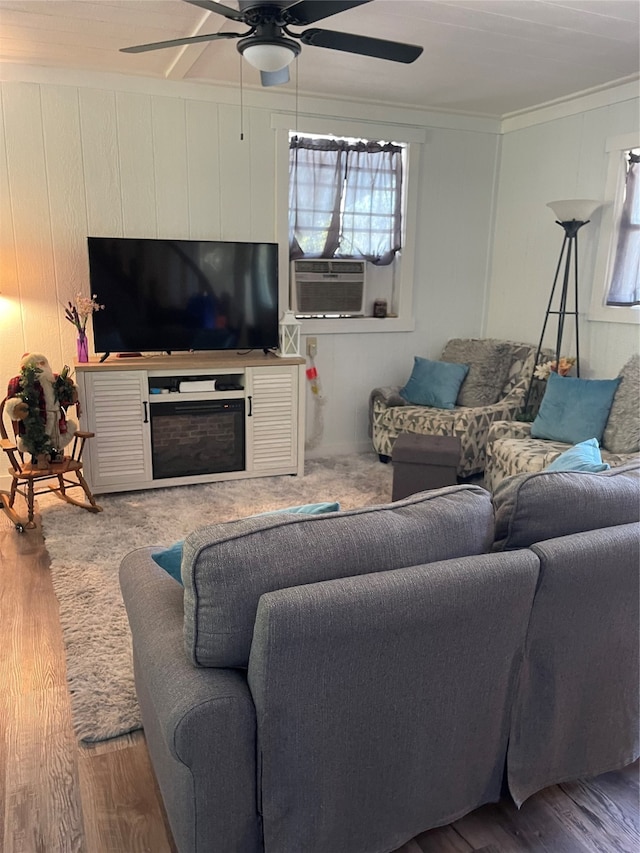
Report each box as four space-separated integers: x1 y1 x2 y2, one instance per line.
522 198 601 416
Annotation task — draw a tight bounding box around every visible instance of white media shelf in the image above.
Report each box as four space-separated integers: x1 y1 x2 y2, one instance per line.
146 392 246 403
75 352 306 494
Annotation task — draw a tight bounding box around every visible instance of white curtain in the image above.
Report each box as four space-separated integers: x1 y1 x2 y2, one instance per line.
289 136 403 266
289 137 345 260
606 153 640 306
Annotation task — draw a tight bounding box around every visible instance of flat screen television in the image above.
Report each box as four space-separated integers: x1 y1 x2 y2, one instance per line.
87 237 279 355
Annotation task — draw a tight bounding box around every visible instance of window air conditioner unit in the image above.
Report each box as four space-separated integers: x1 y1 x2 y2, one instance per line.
291 259 366 316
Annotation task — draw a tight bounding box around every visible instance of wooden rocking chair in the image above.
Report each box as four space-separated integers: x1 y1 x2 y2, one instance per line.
0 397 102 532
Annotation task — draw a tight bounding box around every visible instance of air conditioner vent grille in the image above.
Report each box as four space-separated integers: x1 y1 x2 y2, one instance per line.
294 259 366 274
295 260 330 273
291 258 366 316
297 281 364 314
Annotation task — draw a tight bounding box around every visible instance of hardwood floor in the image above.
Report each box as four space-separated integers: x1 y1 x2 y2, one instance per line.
1 506 638 853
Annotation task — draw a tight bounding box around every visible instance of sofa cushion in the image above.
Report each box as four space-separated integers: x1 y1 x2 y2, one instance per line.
151 502 341 585
602 354 640 454
400 357 469 409
183 485 494 667
441 338 512 407
531 372 621 444
492 462 640 551
543 438 610 473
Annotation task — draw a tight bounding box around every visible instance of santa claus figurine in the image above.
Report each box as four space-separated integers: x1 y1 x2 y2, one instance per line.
5 353 79 460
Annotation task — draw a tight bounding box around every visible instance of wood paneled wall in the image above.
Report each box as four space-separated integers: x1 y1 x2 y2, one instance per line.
3 71 634 464
487 96 639 378
0 72 501 460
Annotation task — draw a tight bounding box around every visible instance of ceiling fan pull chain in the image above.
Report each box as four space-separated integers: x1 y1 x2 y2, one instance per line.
295 54 299 133
239 53 244 141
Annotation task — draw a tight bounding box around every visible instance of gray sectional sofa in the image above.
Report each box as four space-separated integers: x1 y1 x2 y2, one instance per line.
119 462 640 853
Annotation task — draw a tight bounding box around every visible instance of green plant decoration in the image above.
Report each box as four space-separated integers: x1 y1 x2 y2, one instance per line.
16 363 53 459
54 365 76 409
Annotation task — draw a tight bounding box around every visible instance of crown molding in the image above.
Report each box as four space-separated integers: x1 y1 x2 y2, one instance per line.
501 76 640 134
4 62 634 137
0 64 502 134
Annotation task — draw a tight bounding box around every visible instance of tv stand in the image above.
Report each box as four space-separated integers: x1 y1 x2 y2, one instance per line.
74 352 305 494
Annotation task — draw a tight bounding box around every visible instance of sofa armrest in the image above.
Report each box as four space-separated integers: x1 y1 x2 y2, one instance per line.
369 386 406 436
487 420 533 444
119 548 261 853
370 385 406 408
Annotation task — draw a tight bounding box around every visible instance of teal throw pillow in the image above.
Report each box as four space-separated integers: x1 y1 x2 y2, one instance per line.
151 540 184 583
400 357 469 409
544 438 611 473
531 372 621 444
250 501 340 518
151 501 341 585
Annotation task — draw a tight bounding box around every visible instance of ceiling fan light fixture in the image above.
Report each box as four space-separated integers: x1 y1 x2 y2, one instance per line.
238 37 300 72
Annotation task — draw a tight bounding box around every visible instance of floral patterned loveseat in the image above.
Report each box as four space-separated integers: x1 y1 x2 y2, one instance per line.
370 339 543 478
484 354 640 492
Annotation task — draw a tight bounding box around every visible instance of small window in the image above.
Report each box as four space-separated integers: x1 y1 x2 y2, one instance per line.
272 114 424 334
288 132 405 266
590 133 640 324
605 148 639 307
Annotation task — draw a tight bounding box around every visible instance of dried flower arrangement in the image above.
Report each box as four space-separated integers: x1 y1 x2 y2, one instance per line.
64 293 104 335
533 356 576 380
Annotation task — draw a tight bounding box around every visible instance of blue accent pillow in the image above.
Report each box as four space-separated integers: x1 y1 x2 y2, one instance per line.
531 372 621 444
151 501 341 585
400 357 469 409
151 540 184 583
250 501 340 518
544 438 611 473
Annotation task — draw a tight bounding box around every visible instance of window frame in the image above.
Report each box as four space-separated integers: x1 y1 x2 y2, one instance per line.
589 131 640 325
272 114 425 334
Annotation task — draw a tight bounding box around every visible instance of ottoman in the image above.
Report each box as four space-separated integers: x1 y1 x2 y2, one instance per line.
391 433 461 501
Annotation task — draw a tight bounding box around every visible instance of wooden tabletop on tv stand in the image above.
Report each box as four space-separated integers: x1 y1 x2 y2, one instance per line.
74 352 305 370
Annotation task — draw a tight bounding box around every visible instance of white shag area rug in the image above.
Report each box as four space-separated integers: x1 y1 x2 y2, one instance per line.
38 453 393 744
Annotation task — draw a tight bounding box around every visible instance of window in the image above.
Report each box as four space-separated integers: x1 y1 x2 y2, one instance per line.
590 133 640 324
288 133 404 266
271 114 424 334
605 149 639 307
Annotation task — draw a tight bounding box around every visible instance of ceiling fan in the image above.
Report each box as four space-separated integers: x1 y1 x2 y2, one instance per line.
121 0 423 87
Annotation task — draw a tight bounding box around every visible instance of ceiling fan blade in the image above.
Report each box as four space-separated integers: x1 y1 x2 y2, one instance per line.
283 0 371 26
261 67 291 87
183 0 244 21
300 28 422 63
121 31 243 54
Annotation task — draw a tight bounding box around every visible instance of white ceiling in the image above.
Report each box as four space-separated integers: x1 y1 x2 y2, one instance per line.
0 0 638 117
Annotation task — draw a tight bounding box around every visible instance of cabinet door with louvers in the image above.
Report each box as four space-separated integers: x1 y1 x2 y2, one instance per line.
81 370 152 491
246 365 301 474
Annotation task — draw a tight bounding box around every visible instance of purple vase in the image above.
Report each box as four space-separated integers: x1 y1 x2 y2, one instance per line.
76 333 89 363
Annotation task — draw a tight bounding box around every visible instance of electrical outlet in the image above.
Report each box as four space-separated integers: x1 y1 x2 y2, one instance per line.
306 337 318 358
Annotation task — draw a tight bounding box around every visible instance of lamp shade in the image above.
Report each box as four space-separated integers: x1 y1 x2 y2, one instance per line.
241 42 297 72
547 199 601 223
